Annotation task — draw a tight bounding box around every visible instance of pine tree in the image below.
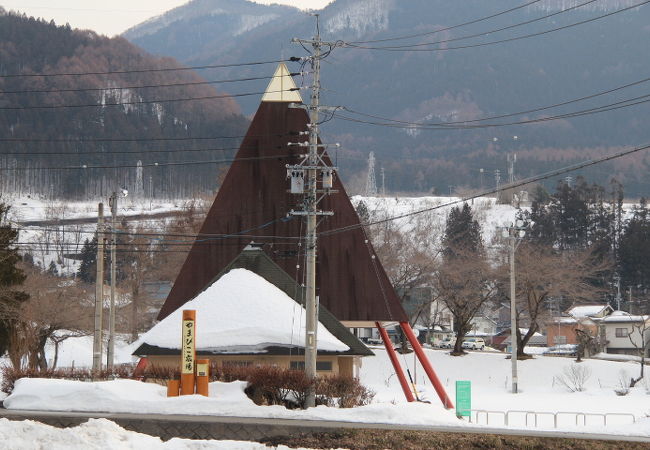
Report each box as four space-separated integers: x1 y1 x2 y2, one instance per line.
77 237 98 283
0 203 29 357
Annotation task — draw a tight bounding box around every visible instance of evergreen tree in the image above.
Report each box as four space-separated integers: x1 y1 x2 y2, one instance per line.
442 203 484 259
619 198 650 312
0 203 29 357
77 237 97 283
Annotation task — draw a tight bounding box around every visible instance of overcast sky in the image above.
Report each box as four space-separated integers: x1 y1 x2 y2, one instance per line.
1 1 333 37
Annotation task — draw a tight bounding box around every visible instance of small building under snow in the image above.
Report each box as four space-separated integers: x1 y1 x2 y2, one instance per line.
133 247 373 377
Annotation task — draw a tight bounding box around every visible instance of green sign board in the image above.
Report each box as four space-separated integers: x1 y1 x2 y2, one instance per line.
455 380 471 418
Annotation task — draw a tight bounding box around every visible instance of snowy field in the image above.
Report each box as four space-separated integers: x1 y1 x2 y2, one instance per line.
2 337 650 447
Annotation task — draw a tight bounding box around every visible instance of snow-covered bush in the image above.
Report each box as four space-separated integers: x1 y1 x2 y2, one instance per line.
615 370 631 396
554 364 591 392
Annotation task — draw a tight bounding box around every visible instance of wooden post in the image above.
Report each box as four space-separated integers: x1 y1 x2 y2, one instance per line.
167 379 180 397
180 310 196 395
196 359 209 397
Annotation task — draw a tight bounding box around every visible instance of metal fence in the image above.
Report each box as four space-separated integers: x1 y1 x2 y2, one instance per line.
470 409 636 428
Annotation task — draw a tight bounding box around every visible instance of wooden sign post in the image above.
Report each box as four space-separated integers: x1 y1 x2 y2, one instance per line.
180 310 196 395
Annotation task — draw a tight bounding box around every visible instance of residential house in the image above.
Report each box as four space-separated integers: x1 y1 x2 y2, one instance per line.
546 303 613 346
602 312 650 357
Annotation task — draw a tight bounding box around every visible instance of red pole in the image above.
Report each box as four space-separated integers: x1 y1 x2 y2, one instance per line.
376 322 415 403
400 321 454 409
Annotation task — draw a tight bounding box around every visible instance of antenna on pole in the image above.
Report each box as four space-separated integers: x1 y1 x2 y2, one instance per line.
289 14 340 408
366 152 377 196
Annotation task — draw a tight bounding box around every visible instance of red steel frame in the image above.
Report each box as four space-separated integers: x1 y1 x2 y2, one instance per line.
400 321 454 409
376 322 415 402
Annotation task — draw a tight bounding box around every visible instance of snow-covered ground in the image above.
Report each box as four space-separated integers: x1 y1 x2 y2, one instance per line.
3 338 650 440
0 418 308 450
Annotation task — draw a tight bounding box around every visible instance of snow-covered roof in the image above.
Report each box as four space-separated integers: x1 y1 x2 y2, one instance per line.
567 304 611 318
602 312 650 323
136 269 349 354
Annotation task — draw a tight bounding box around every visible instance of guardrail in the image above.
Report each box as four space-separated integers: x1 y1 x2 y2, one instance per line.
470 409 636 428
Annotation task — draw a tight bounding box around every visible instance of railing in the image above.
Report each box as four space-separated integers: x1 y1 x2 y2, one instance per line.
469 409 636 428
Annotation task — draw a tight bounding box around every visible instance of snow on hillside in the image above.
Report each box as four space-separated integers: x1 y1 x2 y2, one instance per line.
326 0 394 37
352 195 520 246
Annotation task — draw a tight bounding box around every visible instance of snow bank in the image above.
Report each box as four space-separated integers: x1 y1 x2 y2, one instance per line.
0 417 303 449
3 378 461 427
136 269 349 354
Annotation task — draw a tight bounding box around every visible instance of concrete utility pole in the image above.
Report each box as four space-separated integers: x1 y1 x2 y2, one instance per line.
501 220 527 394
107 192 117 368
290 15 339 408
92 203 105 372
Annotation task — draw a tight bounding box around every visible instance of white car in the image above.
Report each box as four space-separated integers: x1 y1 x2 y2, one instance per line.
438 338 456 349
462 338 486 350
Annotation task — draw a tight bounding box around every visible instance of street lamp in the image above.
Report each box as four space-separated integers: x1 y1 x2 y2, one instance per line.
501 219 527 394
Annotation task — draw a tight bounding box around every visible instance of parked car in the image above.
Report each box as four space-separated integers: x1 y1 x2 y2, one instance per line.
462 338 486 351
438 337 456 349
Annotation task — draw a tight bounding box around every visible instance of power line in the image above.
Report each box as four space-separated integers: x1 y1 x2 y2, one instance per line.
0 87 303 110
0 154 292 171
348 0 597 49
0 58 296 79
344 1 650 52
0 73 303 95
0 144 271 156
340 74 650 127
335 91 650 130
321 142 650 236
349 0 543 44
0 133 292 143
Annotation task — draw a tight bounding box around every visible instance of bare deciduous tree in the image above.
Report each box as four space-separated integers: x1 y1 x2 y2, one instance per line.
498 244 609 358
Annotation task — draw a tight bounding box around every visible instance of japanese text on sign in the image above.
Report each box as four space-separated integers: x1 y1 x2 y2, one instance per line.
182 319 195 374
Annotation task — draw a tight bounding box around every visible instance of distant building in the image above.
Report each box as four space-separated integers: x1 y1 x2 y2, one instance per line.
546 303 613 346
602 312 650 357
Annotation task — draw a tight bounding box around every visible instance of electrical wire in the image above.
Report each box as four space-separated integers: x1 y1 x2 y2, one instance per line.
320 142 650 236
335 91 650 130
341 75 650 128
344 1 650 52
0 73 304 95
0 133 296 143
0 154 293 171
347 0 597 50
0 144 271 156
349 0 543 44
0 58 297 79
0 87 303 110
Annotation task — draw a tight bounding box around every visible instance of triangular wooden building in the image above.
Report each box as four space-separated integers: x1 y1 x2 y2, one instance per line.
157 64 452 407
158 64 406 325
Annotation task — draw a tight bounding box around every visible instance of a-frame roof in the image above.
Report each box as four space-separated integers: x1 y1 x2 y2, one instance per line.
157 66 407 324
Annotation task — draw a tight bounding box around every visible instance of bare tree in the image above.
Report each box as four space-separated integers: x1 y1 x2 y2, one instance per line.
498 244 609 358
434 248 498 355
623 314 650 385
1 265 92 369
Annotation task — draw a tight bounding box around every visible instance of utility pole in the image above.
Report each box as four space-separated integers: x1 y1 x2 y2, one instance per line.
381 167 386 197
107 192 117 368
92 203 105 372
366 151 377 196
500 220 527 394
290 15 338 408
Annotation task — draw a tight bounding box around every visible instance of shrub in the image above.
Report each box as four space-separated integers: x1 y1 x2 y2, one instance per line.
554 364 591 392
614 370 631 396
1 362 375 409
1 364 135 394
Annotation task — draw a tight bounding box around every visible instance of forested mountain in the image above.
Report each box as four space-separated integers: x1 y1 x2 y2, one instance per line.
125 0 650 196
0 10 248 199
